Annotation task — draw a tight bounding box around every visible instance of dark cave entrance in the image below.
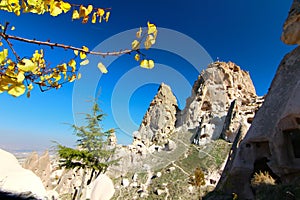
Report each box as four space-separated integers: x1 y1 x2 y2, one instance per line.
285 128 300 158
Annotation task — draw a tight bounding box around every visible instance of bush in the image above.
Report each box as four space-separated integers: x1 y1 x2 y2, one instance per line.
251 171 275 188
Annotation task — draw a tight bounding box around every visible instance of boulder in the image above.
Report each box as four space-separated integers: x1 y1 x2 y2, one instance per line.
90 174 115 200
0 149 47 199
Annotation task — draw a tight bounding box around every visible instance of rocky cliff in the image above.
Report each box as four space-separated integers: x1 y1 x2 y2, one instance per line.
212 1 300 199
134 83 178 147
177 61 263 144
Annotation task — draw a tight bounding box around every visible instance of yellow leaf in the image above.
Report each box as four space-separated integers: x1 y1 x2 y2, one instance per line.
16 72 25 83
140 59 154 69
97 8 104 22
105 11 110 22
17 58 36 72
82 46 89 51
144 35 155 49
8 83 26 97
72 9 80 19
32 50 42 62
82 15 89 24
79 5 93 17
50 2 62 16
53 73 61 81
0 49 8 63
97 62 108 74
74 50 79 56
68 59 76 72
136 27 142 38
79 5 86 17
134 54 140 61
11 26 15 30
92 12 97 23
131 40 140 50
77 73 81 79
58 63 67 72
28 83 33 90
87 5 93 14
80 52 86 59
69 74 76 82
0 42 2 46
80 46 89 59
61 1 71 13
147 21 157 34
80 59 89 66
97 8 104 16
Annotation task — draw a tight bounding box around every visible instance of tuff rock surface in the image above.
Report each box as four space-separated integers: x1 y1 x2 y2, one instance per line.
216 2 300 199
217 46 300 200
177 61 263 144
23 150 52 190
135 82 178 147
0 149 47 199
282 0 300 45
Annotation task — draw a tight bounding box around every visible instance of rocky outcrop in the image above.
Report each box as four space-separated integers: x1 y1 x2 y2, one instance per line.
217 46 300 200
282 0 300 44
177 61 263 144
0 149 47 199
22 150 52 190
217 2 300 199
135 83 178 147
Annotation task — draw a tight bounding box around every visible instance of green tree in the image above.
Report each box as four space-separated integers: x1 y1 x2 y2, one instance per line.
57 100 118 200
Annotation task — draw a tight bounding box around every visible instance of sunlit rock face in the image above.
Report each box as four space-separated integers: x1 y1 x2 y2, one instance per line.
0 149 47 199
282 0 300 45
177 61 263 145
135 82 178 147
22 150 52 190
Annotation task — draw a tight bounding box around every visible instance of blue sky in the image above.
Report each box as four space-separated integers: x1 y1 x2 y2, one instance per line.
0 0 295 151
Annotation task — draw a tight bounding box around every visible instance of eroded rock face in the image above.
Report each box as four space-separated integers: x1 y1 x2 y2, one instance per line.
219 46 300 199
0 149 47 199
177 62 263 144
282 0 300 45
136 83 178 147
90 174 115 200
22 150 52 190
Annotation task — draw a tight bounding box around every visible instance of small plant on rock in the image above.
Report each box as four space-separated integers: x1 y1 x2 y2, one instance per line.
251 171 276 188
189 167 206 199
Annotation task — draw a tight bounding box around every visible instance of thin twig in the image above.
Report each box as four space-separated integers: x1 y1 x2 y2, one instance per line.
0 32 133 57
70 4 112 11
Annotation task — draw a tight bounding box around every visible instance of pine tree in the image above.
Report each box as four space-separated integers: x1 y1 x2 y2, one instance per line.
57 100 118 200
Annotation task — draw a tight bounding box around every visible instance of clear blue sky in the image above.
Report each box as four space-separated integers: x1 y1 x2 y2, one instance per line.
0 0 295 151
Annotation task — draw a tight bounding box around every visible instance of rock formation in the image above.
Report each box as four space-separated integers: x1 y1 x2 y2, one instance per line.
22 150 52 190
177 61 263 144
0 149 47 199
281 0 300 44
135 82 178 147
215 1 300 199
90 174 115 200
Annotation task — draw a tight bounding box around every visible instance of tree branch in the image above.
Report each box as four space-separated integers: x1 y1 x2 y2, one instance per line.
0 32 133 57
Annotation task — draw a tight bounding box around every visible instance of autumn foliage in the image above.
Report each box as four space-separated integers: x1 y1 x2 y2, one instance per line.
0 0 158 97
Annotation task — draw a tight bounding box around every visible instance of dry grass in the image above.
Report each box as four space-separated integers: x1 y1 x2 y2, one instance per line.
251 171 276 187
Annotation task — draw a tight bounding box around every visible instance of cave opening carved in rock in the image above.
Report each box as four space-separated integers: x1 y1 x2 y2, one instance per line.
284 128 300 159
